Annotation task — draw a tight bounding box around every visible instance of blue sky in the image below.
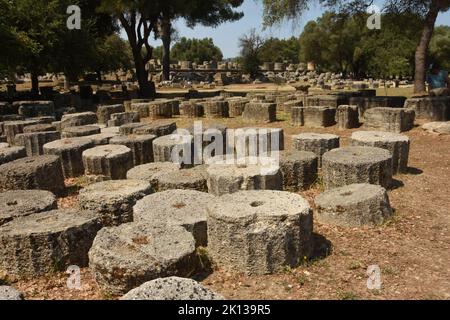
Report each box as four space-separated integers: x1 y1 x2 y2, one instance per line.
145 0 450 59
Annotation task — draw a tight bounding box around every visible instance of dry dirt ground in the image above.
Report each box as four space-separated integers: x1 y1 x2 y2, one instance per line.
5 87 450 300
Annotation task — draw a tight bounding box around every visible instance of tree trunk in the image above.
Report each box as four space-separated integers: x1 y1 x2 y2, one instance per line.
119 14 156 99
161 16 172 82
414 1 441 94
31 72 39 97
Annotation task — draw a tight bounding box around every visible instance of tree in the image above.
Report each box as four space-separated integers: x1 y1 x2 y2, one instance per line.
154 0 244 81
258 37 300 63
430 26 450 70
170 38 223 63
239 29 265 79
263 0 450 93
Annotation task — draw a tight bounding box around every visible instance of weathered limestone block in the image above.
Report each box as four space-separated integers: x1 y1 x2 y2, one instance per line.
0 286 24 300
133 120 177 137
206 157 283 196
179 101 204 118
242 102 276 123
126 162 180 189
14 101 54 117
207 190 313 275
0 190 57 226
0 209 101 277
14 131 61 156
302 106 336 128
130 102 150 118
404 97 450 121
62 125 101 138
292 133 340 167
84 132 119 146
119 123 146 135
153 134 194 167
233 127 285 157
23 123 56 133
349 96 407 119
422 121 450 135
0 146 27 165
315 183 393 227
188 124 227 163
155 165 208 192
364 107 415 133
280 150 318 191
3 120 39 145
60 112 98 129
283 100 303 115
291 106 305 126
227 98 249 117
43 138 93 178
204 101 229 118
0 155 65 195
110 134 156 166
306 94 348 108
121 277 223 300
82 144 133 180
336 105 360 129
134 189 216 247
97 104 125 124
350 131 410 174
148 101 173 119
107 112 140 127
322 146 393 189
78 179 153 226
88 222 197 295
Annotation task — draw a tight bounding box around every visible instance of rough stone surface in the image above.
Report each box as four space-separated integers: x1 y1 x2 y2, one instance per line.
3 120 39 145
119 122 146 135
422 121 450 135
242 102 276 123
0 155 65 195
315 183 393 227
322 146 393 189
364 107 415 133
207 190 313 275
0 209 101 277
134 189 216 247
0 286 24 300
62 125 101 138
350 96 406 118
60 112 98 129
88 222 197 295
292 133 340 167
154 165 208 192
204 101 229 118
23 123 56 133
85 132 119 146
179 101 204 118
108 112 140 127
187 124 228 163
0 146 27 165
78 179 153 226
206 157 283 196
133 120 177 137
82 144 133 180
0 190 57 226
14 131 61 156
227 99 249 117
350 131 410 174
233 127 284 157
283 100 303 115
404 97 450 121
306 95 348 108
302 106 337 128
97 104 125 124
121 277 223 300
336 105 360 129
280 150 318 191
153 134 194 167
127 162 181 190
148 101 173 119
110 134 156 166
14 101 54 117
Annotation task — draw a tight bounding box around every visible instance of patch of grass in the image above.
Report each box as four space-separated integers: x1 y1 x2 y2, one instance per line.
311 173 325 192
383 265 398 276
296 274 307 286
196 247 215 273
337 290 360 300
348 261 362 270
